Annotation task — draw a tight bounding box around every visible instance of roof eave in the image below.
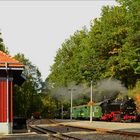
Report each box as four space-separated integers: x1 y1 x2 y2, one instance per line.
0 67 24 70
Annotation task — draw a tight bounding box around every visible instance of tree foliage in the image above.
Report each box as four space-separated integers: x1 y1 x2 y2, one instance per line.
13 53 43 118
49 29 89 87
41 93 57 118
0 32 9 53
48 0 140 90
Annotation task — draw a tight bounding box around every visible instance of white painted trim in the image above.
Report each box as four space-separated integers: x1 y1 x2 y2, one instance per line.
0 67 24 70
0 77 13 80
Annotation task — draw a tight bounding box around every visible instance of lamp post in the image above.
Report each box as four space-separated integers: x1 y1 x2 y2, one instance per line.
90 80 93 123
69 88 76 121
70 89 73 120
61 103 63 119
60 95 64 120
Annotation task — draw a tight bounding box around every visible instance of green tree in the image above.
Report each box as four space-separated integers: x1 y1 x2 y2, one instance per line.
110 0 140 87
48 28 89 87
0 32 9 53
128 80 140 112
40 93 57 118
48 0 140 95
13 53 43 118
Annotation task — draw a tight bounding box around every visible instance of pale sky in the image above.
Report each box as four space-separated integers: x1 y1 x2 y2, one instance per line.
0 1 117 81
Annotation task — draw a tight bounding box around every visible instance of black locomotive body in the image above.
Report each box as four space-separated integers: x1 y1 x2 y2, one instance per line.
100 97 137 122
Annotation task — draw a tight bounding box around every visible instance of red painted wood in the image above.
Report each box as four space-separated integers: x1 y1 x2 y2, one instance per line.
0 80 13 122
0 81 2 121
3 80 7 122
0 80 7 122
9 81 13 122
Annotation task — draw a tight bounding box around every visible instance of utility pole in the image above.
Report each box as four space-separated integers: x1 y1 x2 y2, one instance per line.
90 80 93 123
70 89 73 121
60 95 64 120
69 88 76 121
61 103 63 119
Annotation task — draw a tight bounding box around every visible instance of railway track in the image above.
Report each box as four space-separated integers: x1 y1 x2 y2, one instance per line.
29 124 83 140
28 119 140 140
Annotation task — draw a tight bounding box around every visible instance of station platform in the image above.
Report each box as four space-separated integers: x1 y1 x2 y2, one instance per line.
54 119 140 133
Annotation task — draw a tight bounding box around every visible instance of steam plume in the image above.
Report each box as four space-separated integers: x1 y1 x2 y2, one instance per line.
93 78 127 102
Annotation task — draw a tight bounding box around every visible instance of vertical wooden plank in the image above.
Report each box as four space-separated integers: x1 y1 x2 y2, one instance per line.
1 81 4 122
9 80 13 122
0 80 7 122
0 79 13 123
0 80 3 122
3 80 7 122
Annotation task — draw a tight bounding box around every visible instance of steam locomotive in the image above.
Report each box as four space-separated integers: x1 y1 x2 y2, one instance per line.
72 96 138 122
100 97 137 122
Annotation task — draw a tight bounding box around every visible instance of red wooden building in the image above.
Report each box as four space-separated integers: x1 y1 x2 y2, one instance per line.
0 51 25 134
